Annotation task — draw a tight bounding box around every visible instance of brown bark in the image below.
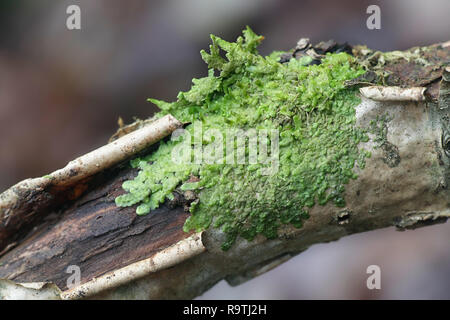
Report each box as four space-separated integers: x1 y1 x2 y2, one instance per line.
0 165 191 291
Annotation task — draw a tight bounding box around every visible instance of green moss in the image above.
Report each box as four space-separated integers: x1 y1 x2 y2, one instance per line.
115 27 369 250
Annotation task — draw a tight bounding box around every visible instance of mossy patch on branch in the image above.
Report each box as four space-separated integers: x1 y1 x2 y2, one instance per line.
115 27 369 250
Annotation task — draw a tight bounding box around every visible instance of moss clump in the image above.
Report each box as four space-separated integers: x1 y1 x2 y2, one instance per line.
115 27 369 250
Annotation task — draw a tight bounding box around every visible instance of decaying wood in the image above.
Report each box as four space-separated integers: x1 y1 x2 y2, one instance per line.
0 115 182 256
0 165 194 290
0 41 449 300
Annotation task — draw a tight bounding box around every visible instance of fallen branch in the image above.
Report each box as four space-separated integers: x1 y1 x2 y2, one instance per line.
0 39 449 300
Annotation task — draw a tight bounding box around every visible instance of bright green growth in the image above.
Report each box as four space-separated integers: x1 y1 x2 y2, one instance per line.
115 27 369 250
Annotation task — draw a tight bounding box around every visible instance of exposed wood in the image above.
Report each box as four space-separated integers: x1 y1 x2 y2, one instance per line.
0 115 182 255
0 165 193 291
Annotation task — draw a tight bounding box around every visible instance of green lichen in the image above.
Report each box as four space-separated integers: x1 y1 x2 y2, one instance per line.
369 114 400 168
115 27 369 250
369 114 392 146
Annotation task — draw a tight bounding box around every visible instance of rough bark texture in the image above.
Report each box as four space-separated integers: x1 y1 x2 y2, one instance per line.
0 41 449 299
0 115 182 255
0 165 192 291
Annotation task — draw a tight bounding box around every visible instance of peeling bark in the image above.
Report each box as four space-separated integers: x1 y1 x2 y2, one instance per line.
0 115 182 256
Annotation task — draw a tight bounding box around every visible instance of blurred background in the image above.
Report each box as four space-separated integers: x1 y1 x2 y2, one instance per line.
0 0 449 299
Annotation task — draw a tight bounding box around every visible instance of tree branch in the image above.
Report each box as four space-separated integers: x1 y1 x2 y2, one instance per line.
0 41 449 300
